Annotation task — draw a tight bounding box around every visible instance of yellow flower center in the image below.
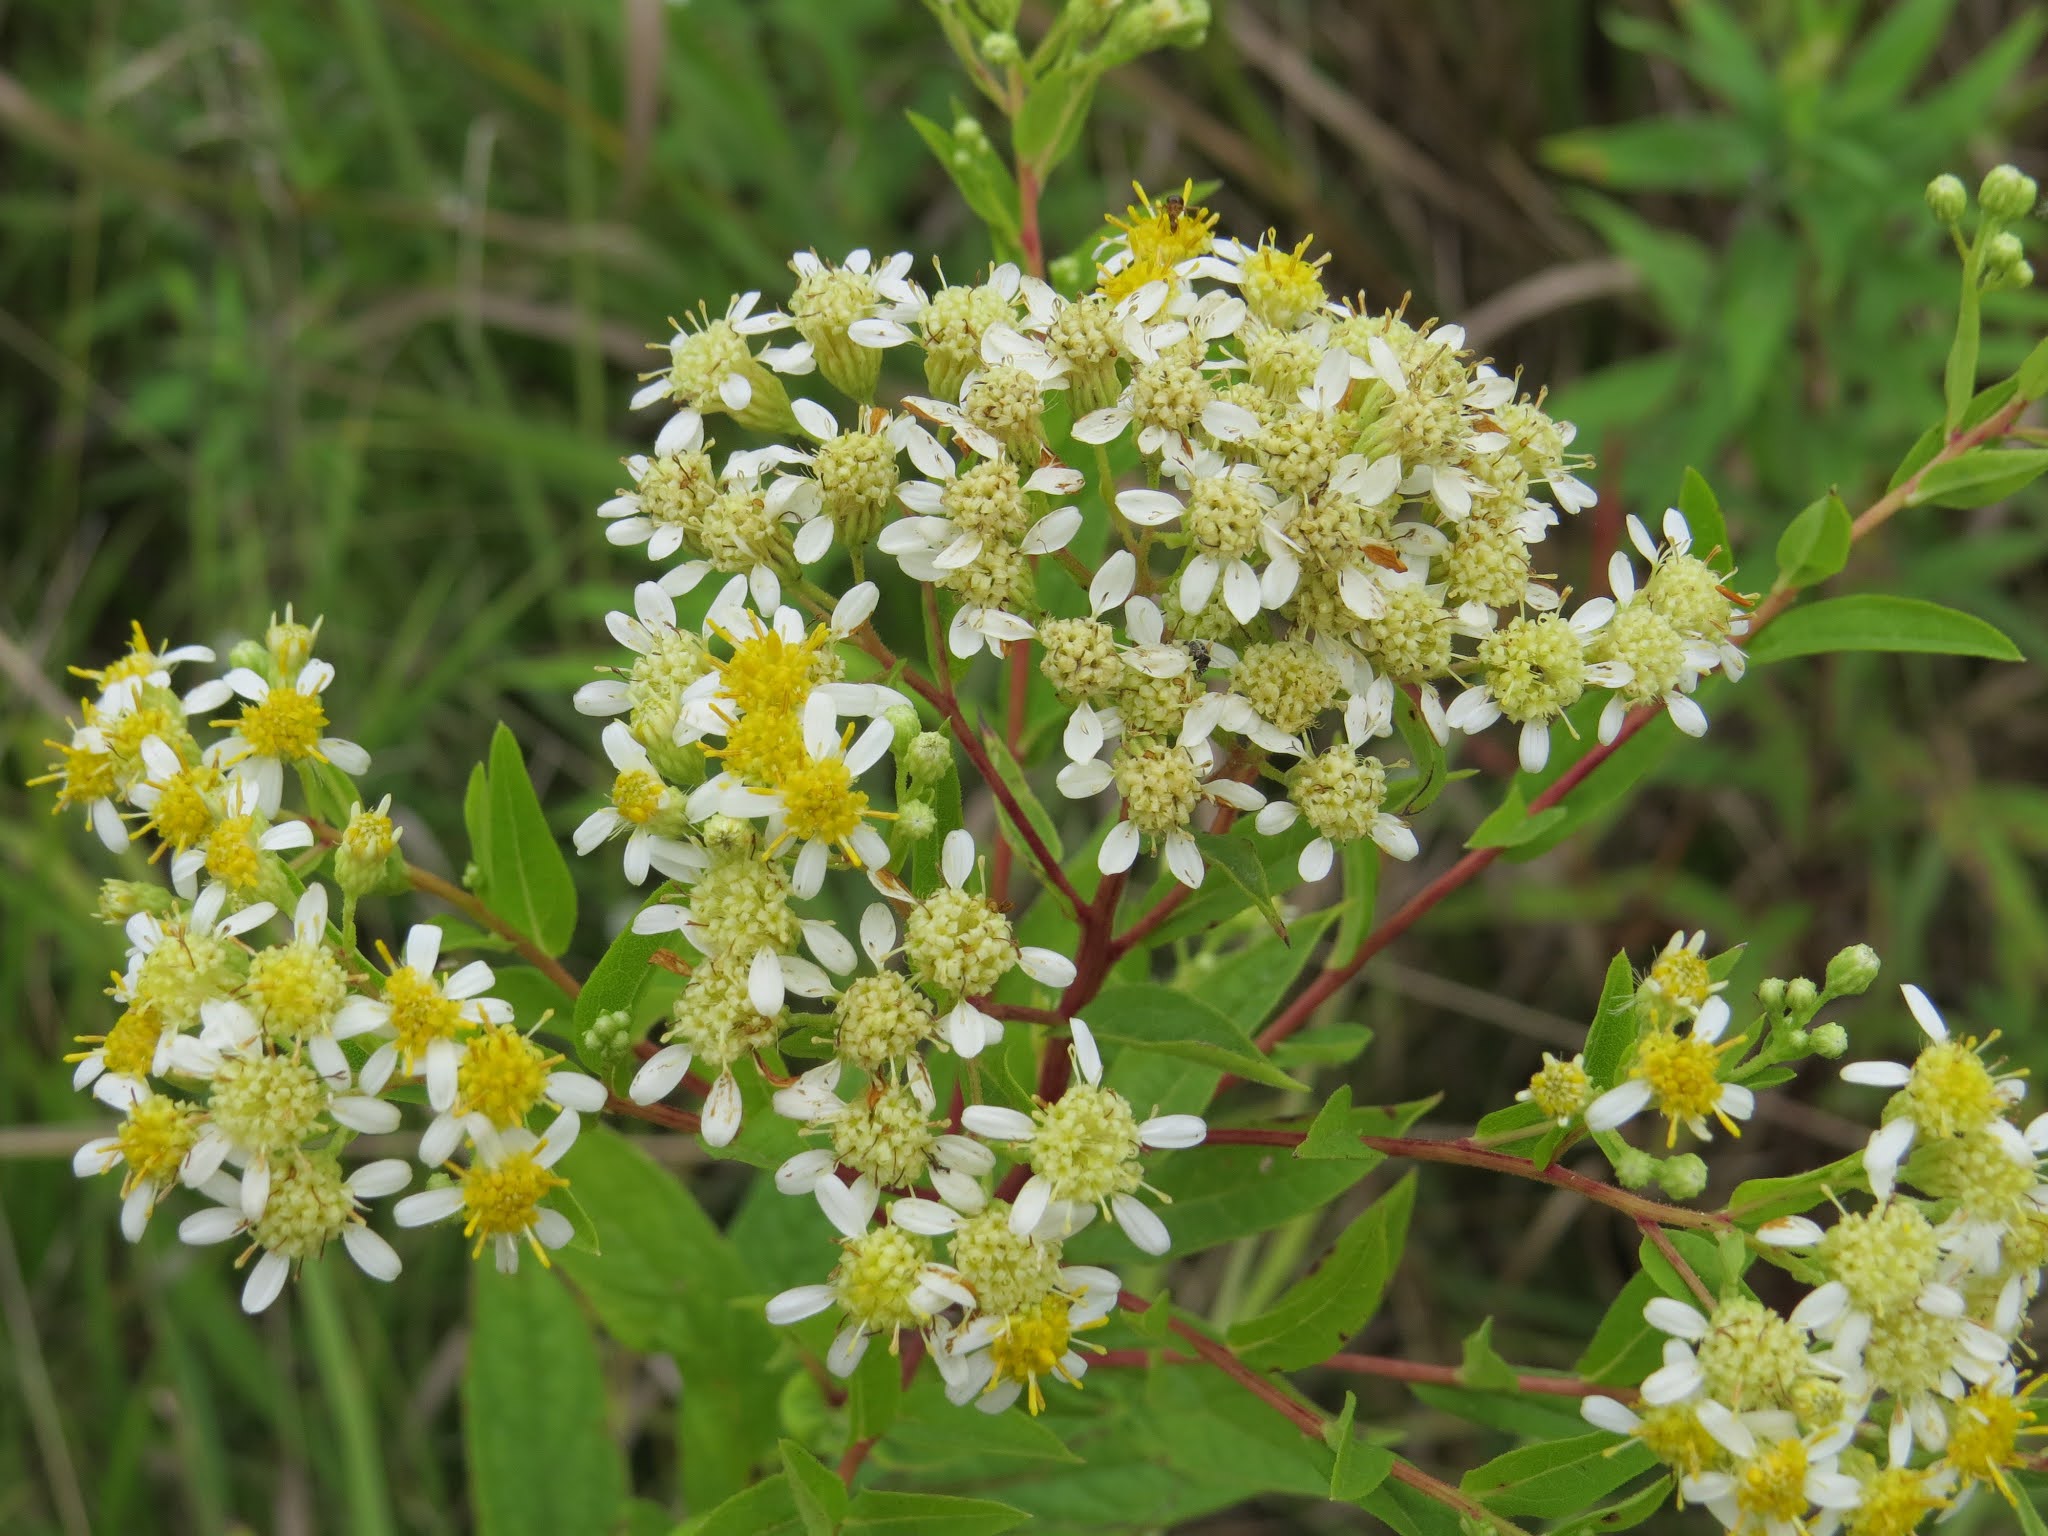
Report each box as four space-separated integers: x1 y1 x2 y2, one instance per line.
114 1096 199 1194
246 943 349 1042
99 1005 165 1080
149 762 223 850
457 1025 555 1128
779 749 868 848
384 965 466 1067
710 708 808 785
101 704 179 769
1944 1377 2044 1504
235 687 327 761
1239 236 1329 329
1735 1438 1809 1522
832 1226 933 1332
1845 1466 1948 1536
460 1149 568 1257
1904 1038 2005 1138
1524 1053 1591 1123
1649 950 1714 1013
1104 180 1216 271
1631 1027 1741 1146
41 736 118 808
988 1293 1095 1416
714 625 827 717
610 768 666 824
1634 1405 1719 1479
205 815 267 894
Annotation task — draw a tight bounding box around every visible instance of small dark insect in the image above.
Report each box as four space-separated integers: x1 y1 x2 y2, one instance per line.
1163 193 1186 232
1183 639 1213 674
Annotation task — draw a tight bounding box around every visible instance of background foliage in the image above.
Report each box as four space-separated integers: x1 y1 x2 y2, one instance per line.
1 1 2044 1531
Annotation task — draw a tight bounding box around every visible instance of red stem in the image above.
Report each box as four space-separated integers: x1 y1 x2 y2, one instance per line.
1325 1353 1634 1401
1200 1127 1724 1230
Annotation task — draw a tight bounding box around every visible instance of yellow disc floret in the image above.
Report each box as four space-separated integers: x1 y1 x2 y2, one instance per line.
114 1094 200 1194
381 962 467 1071
1944 1375 2046 1506
1902 1037 2006 1139
1628 1026 1743 1146
1733 1435 1810 1526
233 686 328 762
459 1148 568 1261
986 1292 1100 1415
457 1025 556 1128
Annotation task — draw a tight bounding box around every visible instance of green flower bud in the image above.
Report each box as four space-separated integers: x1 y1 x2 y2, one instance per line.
334 796 407 899
898 800 939 842
1095 0 1211 67
1784 977 1819 1019
1757 977 1786 1013
227 638 272 680
1979 164 2038 224
980 30 1022 66
1985 230 2028 279
1808 1022 1849 1059
97 878 177 922
1612 1147 1657 1190
905 731 954 785
1658 1154 1709 1202
1824 943 1880 998
1925 173 1967 226
886 704 923 753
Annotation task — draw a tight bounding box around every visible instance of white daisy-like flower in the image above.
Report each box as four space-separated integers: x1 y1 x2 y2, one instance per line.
333 921 514 1111
594 411 720 561
572 721 705 886
630 291 807 435
1253 777 1419 883
930 1265 1124 1415
792 246 923 349
108 885 275 1058
687 692 894 898
1444 596 1625 774
1062 740 1265 890
570 579 703 719
771 1060 995 1215
961 1020 1205 1256
1592 545 1725 745
1113 452 1295 626
75 621 230 716
1070 286 1259 466
1679 1406 1862 1536
763 1200 974 1378
179 1157 410 1313
1583 994 1755 1145
206 658 370 817
1840 984 2028 1201
72 1088 210 1242
40 716 130 853
1633 1291 1844 1409
167 775 318 901
192 885 380 1087
393 1121 577 1273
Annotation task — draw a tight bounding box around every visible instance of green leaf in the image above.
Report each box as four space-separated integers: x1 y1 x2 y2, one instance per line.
550 1131 780 1508
1550 1474 1673 1536
464 1265 625 1536
846 1342 900 1443
464 762 492 884
1192 829 1288 939
909 742 966 899
1391 687 1450 814
779 1442 847 1536
1773 491 1851 591
2017 335 2048 403
295 758 361 832
1581 950 1638 1090
1577 1271 1665 1386
1229 1173 1415 1368
488 966 573 1031
1835 0 1956 113
1463 1432 1657 1519
1727 1151 1866 1224
1325 1392 1396 1501
678 1476 800 1536
841 1490 1029 1534
1081 1098 1426 1262
1676 467 1735 575
975 710 1062 864
1466 781 1569 851
1269 1022 1373 1071
1333 839 1380 956
1179 907 1339 1028
1889 380 2020 491
1299 1086 1385 1161
2016 1479 2048 1536
1637 1229 1746 1307
1143 820 1311 946
1542 117 1765 191
1746 595 2022 665
572 902 669 1039
1086 983 1308 1093
482 723 577 955
880 1374 1081 1467
905 108 1021 256
1013 66 1095 176
1908 447 2048 509
1457 1319 1520 1392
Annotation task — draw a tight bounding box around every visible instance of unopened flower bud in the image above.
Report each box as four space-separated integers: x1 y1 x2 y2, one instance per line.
1658 1154 1708 1202
898 800 939 842
1096 0 1211 67
980 30 1021 66
905 731 954 785
1986 230 2028 276
267 615 318 679
1925 173 1967 226
227 638 271 679
1757 977 1786 1013
97 878 176 922
1979 164 2038 224
887 704 923 753
335 796 405 898
582 1007 634 1069
1784 977 1818 1018
1824 943 1880 997
1808 1022 1849 1059
1612 1147 1657 1190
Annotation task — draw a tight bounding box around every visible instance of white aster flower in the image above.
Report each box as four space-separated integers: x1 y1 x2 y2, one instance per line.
573 722 705 886
207 658 370 817
393 1121 577 1273
334 921 514 1110
179 1157 410 1313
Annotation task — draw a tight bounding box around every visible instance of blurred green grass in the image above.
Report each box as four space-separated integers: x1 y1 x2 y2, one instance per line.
1 2 2043 1531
